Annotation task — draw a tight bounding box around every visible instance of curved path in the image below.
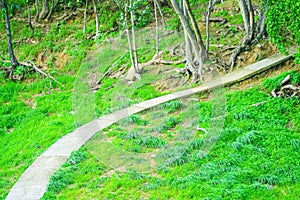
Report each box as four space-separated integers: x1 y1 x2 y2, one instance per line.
6 51 295 200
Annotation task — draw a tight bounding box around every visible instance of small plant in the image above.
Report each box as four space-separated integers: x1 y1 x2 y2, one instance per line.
151 116 180 133
45 149 88 197
257 175 279 185
122 132 138 140
231 141 244 150
136 135 166 148
236 131 258 144
188 139 204 150
290 139 300 149
157 145 190 167
162 100 185 113
118 115 148 126
150 111 166 120
234 111 252 120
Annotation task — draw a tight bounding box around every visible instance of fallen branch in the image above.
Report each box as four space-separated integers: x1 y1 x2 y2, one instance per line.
21 61 64 87
250 100 269 107
225 23 244 31
202 16 227 23
138 52 186 69
270 75 300 99
210 44 237 52
55 11 79 22
153 58 186 65
97 53 127 84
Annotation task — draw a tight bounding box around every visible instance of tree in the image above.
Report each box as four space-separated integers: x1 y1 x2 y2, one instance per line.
92 0 99 37
115 0 141 80
83 0 88 34
39 0 49 19
228 0 267 70
171 0 209 82
153 0 166 56
26 0 34 32
46 0 60 21
2 0 19 78
34 0 39 22
205 0 214 53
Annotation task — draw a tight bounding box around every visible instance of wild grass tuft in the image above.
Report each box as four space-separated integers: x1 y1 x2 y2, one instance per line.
136 135 166 148
151 116 181 133
237 131 258 144
162 100 185 113
118 115 148 126
290 139 300 149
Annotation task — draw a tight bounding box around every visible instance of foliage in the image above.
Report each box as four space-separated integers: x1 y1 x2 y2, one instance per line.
266 0 300 62
262 70 300 92
162 100 185 113
118 0 153 29
135 135 166 148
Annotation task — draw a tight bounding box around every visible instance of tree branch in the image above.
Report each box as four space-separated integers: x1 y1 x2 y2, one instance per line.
21 61 64 87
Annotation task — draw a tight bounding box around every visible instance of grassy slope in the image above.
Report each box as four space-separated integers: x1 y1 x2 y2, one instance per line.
0 0 299 199
42 71 300 199
0 3 122 198
0 7 165 198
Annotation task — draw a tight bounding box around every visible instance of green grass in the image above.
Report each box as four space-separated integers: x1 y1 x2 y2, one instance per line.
263 70 300 91
0 79 76 199
1 1 300 199
41 71 300 199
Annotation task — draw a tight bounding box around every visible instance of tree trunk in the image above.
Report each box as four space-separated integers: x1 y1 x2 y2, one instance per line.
125 6 135 72
183 0 201 43
228 0 265 71
83 0 88 34
205 0 214 53
92 0 99 37
183 1 196 79
39 0 49 19
3 0 19 71
247 0 254 40
171 0 207 81
256 4 267 40
183 0 208 60
238 0 254 44
130 0 139 73
46 0 60 21
35 0 39 22
27 1 34 32
154 0 166 28
154 0 159 55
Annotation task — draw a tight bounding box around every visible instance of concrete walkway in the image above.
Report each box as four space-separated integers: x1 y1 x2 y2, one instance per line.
6 51 295 200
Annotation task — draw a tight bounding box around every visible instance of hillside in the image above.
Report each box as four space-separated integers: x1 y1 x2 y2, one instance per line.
0 0 300 199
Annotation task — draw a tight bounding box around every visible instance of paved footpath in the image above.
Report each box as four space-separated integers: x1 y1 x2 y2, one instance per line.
6 50 295 200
